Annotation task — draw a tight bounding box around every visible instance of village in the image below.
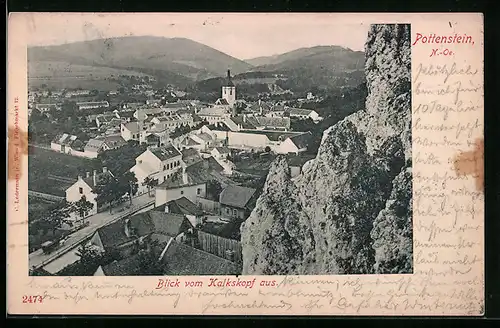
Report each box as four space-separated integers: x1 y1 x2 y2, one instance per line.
28 70 324 276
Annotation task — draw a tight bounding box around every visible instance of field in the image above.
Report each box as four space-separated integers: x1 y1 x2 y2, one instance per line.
28 61 153 91
28 146 99 195
28 196 59 220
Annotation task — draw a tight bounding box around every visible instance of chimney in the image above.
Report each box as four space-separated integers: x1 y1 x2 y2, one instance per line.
103 167 108 174
93 170 97 186
182 166 189 185
227 69 231 79
243 115 246 123
78 175 83 181
86 172 90 178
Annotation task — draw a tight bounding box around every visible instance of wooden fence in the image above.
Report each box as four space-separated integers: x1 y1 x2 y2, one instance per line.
197 230 242 264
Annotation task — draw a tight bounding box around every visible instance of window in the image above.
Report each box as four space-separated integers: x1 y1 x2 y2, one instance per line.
180 190 184 195
164 176 166 182
226 208 230 214
163 165 166 171
197 188 201 195
233 209 238 216
79 187 83 194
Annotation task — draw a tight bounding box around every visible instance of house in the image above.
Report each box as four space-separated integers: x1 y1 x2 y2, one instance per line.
130 145 183 195
155 197 205 227
288 108 321 121
211 147 231 160
151 113 194 130
77 101 110 110
95 112 120 129
51 133 78 153
277 131 312 155
219 185 258 220
224 130 309 153
287 154 316 178
94 252 144 276
158 240 240 275
191 132 215 151
65 90 91 98
197 106 232 124
89 210 194 258
120 121 141 141
35 103 60 113
84 135 127 158
65 168 115 215
224 115 291 132
154 157 229 208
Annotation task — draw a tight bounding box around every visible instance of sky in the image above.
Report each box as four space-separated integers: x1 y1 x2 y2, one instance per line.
20 13 371 59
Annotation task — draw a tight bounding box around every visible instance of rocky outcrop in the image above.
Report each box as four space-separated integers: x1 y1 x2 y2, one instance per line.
241 24 413 275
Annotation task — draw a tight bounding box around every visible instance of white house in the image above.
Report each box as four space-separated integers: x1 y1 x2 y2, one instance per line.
288 108 321 121
155 168 207 208
130 145 183 195
51 133 78 153
84 135 127 158
120 122 142 141
65 168 115 215
211 146 231 160
77 101 110 111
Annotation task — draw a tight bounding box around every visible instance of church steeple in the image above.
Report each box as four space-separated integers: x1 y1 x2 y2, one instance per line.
226 69 234 87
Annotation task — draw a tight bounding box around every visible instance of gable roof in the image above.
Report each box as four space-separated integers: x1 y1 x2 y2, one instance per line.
52 133 77 146
82 170 115 189
219 185 257 208
147 211 193 238
100 253 144 276
159 241 239 275
157 158 225 189
150 145 182 161
84 138 105 152
103 135 127 148
215 98 230 106
122 121 140 133
214 146 230 154
288 132 311 149
97 213 155 250
155 197 204 217
288 108 316 116
236 130 305 142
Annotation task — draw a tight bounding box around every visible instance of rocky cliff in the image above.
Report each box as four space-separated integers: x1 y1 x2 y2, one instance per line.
240 24 413 275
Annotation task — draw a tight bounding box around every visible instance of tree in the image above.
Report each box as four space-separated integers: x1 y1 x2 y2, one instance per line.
143 176 159 197
70 196 94 225
120 171 139 205
95 174 122 213
44 205 72 234
206 180 223 201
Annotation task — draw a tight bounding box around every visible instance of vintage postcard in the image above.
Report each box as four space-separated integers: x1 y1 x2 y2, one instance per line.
7 13 484 315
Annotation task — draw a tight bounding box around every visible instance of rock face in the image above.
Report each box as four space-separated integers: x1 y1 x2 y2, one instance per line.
240 24 413 275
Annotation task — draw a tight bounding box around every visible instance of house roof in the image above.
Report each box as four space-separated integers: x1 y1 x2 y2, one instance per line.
288 132 311 149
52 133 77 146
157 158 224 189
147 211 193 238
100 253 144 276
219 185 257 209
215 98 230 106
255 117 291 129
160 241 239 275
122 121 140 133
197 133 213 142
182 137 201 147
103 135 127 148
84 138 105 152
200 220 243 240
82 170 115 189
97 213 155 250
236 130 305 142
150 145 182 161
198 106 230 117
155 197 204 217
288 108 315 116
77 101 109 107
214 147 230 154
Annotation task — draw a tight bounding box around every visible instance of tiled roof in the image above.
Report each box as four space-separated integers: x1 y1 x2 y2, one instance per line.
160 241 239 275
52 133 77 146
103 135 127 148
148 211 193 238
288 132 311 149
214 146 230 154
219 185 257 209
157 158 225 189
122 121 140 133
82 170 115 189
97 213 155 250
288 108 315 116
100 253 144 276
84 138 105 152
150 145 182 161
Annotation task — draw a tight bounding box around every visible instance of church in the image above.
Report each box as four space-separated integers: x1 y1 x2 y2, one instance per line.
197 70 237 123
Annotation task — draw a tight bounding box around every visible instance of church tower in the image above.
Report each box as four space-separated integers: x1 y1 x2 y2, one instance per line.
221 69 236 107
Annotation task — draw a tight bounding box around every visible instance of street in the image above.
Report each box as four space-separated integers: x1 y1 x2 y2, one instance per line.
29 192 155 270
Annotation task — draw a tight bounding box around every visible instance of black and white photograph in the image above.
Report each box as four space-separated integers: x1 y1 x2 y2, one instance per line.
27 16 412 277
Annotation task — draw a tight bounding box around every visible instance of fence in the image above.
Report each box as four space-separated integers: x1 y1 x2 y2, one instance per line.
197 230 242 263
28 190 65 202
196 197 220 214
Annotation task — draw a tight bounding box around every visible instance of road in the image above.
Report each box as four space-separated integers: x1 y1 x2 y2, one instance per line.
29 192 155 270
